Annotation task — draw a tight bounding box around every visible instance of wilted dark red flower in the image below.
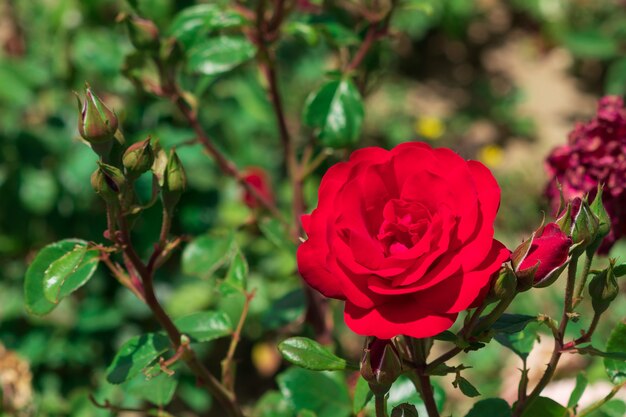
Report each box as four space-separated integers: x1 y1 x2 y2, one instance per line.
242 167 274 209
545 96 626 253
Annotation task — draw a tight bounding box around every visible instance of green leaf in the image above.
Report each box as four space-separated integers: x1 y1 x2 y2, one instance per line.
106 333 171 384
25 239 93 316
584 400 626 417
577 345 626 361
520 397 567 417
187 36 256 76
277 368 351 417
182 232 235 278
169 4 247 49
262 288 306 330
220 249 248 296
494 322 538 360
125 371 179 406
613 263 626 278
317 22 360 46
564 31 618 59
568 373 588 408
278 337 348 371
605 321 626 384
303 78 365 148
43 244 99 304
492 314 537 333
433 330 457 342
297 411 317 417
465 398 511 417
259 217 296 252
391 403 419 417
174 311 232 343
456 376 480 398
353 376 373 415
254 390 295 417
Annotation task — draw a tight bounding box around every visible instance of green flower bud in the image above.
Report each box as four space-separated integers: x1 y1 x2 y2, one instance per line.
588 260 619 316
76 84 118 144
91 163 126 203
489 266 517 300
121 14 160 52
572 198 600 255
361 338 402 395
123 137 154 177
587 185 611 255
161 149 186 212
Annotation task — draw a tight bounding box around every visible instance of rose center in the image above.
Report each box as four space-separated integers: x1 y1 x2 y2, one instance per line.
377 199 431 255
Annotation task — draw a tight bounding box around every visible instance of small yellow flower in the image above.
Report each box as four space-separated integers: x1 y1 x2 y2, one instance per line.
415 116 445 140
479 144 504 168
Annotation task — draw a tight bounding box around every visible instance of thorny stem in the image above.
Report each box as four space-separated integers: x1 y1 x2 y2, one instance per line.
111 211 244 417
89 395 148 413
561 312 601 350
222 289 256 393
424 303 489 374
576 382 626 417
407 371 440 417
100 252 145 302
513 254 580 417
158 205 172 248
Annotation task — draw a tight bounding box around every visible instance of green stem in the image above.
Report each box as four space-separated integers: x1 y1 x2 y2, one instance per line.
513 254 580 417
417 372 440 417
572 252 593 309
577 382 626 417
374 393 388 417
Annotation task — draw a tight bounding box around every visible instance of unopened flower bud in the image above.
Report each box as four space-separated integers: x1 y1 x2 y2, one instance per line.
512 223 572 291
488 266 517 301
123 137 154 177
242 167 275 209
571 198 600 254
76 84 118 144
361 338 402 395
91 163 126 203
161 149 186 212
588 260 619 315
587 186 611 254
121 14 160 52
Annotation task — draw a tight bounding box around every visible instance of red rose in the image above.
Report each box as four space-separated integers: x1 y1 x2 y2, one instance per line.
242 167 274 209
513 223 572 288
297 142 510 339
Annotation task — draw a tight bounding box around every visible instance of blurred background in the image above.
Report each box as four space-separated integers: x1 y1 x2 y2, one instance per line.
0 0 625 415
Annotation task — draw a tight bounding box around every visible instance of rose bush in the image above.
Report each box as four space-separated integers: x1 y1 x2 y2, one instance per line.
297 142 510 338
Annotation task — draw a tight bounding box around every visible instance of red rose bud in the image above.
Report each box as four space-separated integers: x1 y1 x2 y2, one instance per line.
76 84 118 144
588 260 619 315
242 167 274 209
123 137 154 177
361 338 402 395
120 14 160 52
546 96 626 253
512 223 572 290
161 149 187 212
